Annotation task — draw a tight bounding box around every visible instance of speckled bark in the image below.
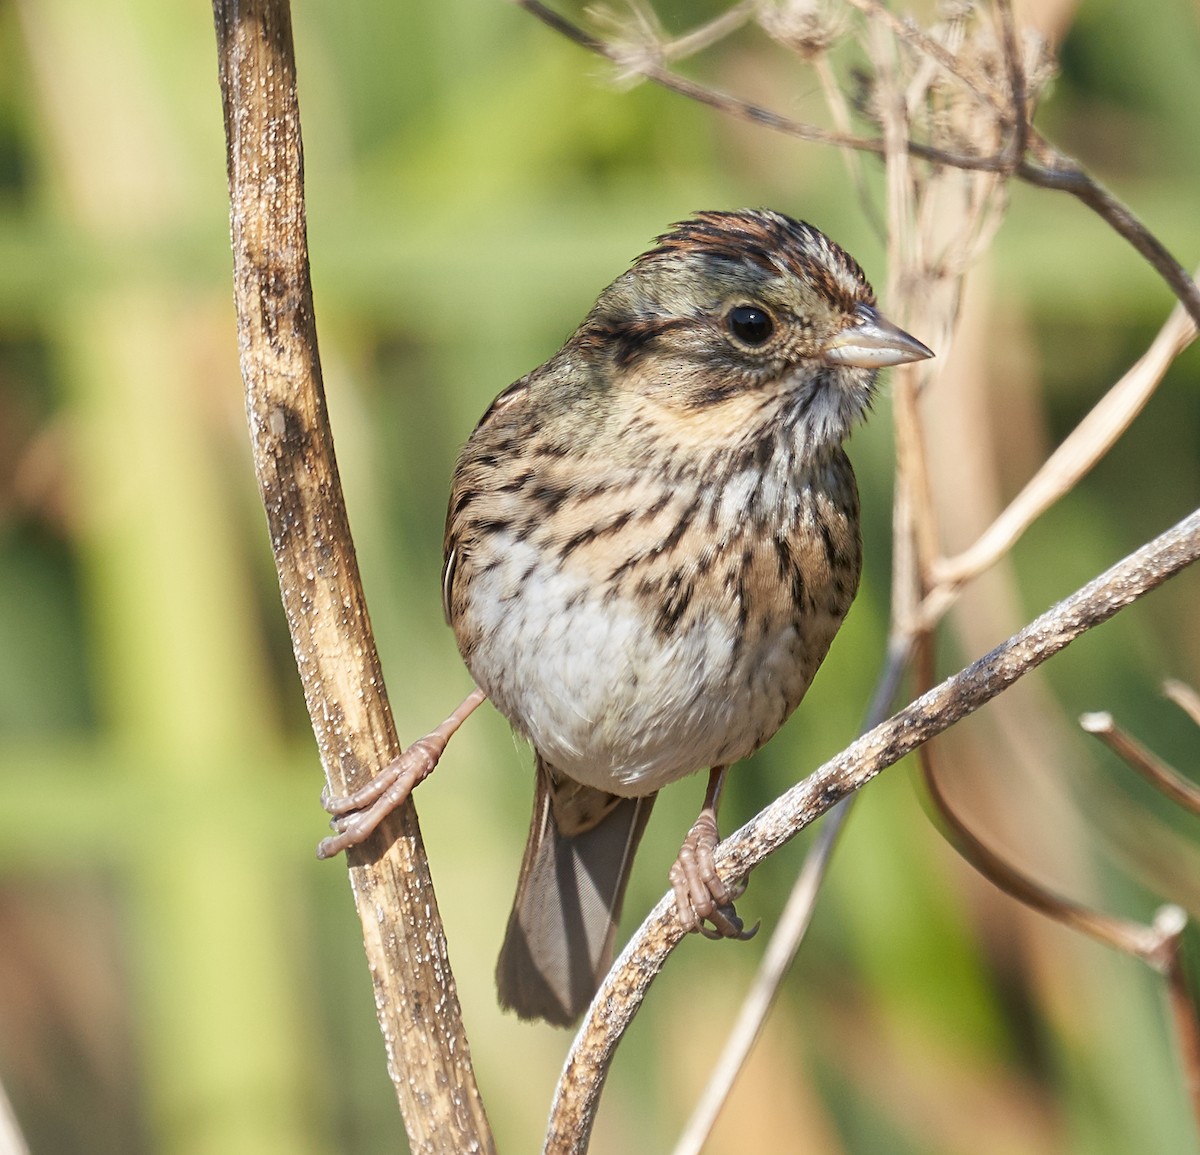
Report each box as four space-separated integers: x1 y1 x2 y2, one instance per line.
212 3 494 1151
545 506 1200 1155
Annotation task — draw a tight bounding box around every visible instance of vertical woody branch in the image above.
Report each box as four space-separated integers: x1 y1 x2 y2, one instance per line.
211 2 494 1151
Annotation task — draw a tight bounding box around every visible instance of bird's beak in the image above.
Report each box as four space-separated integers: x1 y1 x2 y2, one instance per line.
821 304 934 369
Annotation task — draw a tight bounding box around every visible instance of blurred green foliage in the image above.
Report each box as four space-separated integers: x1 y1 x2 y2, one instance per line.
0 1 1198 1153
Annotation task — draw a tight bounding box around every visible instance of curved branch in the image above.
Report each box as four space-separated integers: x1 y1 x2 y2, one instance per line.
513 0 1200 326
544 506 1200 1154
212 3 494 1151
514 0 886 150
1017 145 1200 325
922 741 1172 962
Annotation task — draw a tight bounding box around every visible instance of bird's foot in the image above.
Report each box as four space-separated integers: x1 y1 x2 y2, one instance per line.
669 808 757 941
316 687 485 858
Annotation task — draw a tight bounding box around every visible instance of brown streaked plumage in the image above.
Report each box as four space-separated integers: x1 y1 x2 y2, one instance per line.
443 210 931 1025
320 209 932 1027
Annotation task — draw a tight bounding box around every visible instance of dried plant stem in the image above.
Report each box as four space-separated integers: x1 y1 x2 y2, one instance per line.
545 507 1200 1154
670 37 960 1142
928 751 1200 1132
922 745 1175 960
1018 141 1200 324
512 0 1200 326
994 0 1028 164
929 281 1198 601
1080 712 1200 817
843 0 1004 116
1161 915 1200 1134
875 28 942 598
212 3 494 1150
1164 680 1200 728
813 54 884 239
515 0 883 149
0 1078 29 1155
928 742 1200 1135
659 0 756 62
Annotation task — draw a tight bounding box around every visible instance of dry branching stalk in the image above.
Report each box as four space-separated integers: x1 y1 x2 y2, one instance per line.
545 506 1200 1154
513 2 1200 1148
922 744 1184 963
1081 711 1200 817
212 0 1200 1148
920 706 1200 1135
929 289 1198 603
514 0 1200 324
1076 709 1200 1121
211 2 494 1151
668 3 1019 1139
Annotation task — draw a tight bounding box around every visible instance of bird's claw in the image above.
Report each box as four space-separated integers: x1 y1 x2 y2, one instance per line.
669 809 754 939
315 743 435 858
698 902 759 941
314 690 487 859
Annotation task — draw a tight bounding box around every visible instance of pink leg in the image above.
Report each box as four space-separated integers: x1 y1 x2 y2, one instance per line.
316 687 486 859
668 766 757 940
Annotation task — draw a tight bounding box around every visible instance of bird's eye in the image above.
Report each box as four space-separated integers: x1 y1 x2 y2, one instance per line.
726 304 775 346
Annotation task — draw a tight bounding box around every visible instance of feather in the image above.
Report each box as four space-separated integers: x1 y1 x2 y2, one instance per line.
495 756 655 1026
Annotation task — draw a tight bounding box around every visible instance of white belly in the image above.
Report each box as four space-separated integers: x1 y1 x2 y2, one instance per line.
462 534 816 795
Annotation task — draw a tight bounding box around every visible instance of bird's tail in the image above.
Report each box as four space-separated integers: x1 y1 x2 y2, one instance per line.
496 755 655 1026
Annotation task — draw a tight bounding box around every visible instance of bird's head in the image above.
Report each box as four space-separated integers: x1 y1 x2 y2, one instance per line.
576 209 932 452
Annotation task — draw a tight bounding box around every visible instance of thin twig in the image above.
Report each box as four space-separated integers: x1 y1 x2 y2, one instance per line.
676 45 986 1144
673 23 985 1119
516 0 914 149
660 0 757 62
672 634 913 1155
544 507 1200 1154
1165 680 1200 728
512 0 1200 325
844 0 1004 114
211 3 494 1150
813 53 885 240
922 743 1173 961
994 0 1028 167
929 746 1200 1130
1080 712 1200 817
1018 142 1200 325
0 1077 29 1155
928 284 1198 599
874 20 943 593
1160 910 1200 1133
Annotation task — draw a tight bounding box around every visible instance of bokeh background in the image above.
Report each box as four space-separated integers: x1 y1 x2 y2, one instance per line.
1 0 1198 1152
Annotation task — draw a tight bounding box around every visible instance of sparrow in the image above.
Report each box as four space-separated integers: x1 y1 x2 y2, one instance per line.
320 209 932 1027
